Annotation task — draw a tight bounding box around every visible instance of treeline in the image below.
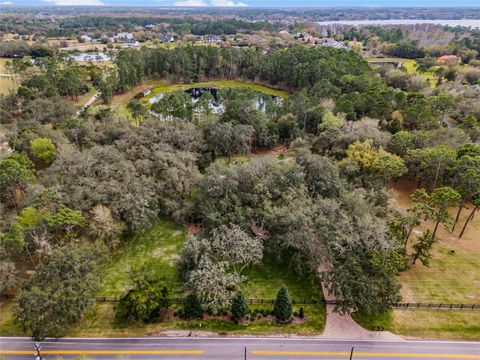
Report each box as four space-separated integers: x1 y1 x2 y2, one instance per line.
0 40 55 58
111 45 371 92
1 16 272 39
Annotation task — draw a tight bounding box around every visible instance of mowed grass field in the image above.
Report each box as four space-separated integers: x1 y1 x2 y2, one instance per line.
354 179 480 340
0 217 326 337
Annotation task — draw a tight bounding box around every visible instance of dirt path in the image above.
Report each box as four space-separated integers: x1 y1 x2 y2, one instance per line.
318 264 404 340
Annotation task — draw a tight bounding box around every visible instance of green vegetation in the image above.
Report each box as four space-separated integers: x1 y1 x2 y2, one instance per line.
146 80 288 101
1 23 479 340
99 218 186 297
241 260 323 300
353 310 480 341
366 57 438 87
273 285 293 322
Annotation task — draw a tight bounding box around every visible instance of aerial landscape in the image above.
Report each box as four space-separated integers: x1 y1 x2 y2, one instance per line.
0 2 479 359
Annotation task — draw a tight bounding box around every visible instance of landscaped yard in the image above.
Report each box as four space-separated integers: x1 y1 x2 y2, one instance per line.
0 216 326 337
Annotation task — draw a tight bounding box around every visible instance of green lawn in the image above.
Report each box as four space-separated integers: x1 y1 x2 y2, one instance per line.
99 217 187 298
242 259 323 300
353 310 480 341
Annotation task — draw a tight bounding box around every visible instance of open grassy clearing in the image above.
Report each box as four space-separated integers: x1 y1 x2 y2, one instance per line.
0 58 17 94
353 309 480 341
99 217 187 298
366 57 438 87
354 179 480 340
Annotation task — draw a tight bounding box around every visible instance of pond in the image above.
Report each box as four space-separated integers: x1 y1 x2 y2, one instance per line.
148 86 282 117
69 53 111 62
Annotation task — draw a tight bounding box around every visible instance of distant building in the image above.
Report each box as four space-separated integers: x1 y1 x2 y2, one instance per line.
115 32 134 41
145 24 155 29
437 55 461 65
80 35 92 42
124 38 140 47
160 35 175 43
202 36 223 44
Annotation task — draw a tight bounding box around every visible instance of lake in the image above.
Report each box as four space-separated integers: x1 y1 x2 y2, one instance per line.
317 19 480 28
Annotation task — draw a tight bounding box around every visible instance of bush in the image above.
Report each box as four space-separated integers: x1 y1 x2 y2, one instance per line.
230 291 249 323
273 285 292 323
114 269 170 323
182 294 203 319
299 307 305 319
30 137 56 166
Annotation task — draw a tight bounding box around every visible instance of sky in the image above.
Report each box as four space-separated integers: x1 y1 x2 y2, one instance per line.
2 0 480 8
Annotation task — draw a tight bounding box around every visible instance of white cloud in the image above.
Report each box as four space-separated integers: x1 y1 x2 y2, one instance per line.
43 0 104 5
211 0 248 5
1 1 13 4
173 0 208 5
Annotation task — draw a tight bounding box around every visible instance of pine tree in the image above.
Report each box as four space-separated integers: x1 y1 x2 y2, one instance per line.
231 291 249 323
412 230 437 266
299 307 305 319
182 294 203 319
273 285 292 323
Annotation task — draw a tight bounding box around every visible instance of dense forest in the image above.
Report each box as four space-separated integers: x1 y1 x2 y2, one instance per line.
1 41 479 339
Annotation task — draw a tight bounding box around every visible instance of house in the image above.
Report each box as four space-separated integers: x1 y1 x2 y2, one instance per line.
317 38 336 44
202 36 223 44
124 38 140 47
437 55 461 65
115 32 134 41
80 35 92 42
145 24 155 29
160 35 175 43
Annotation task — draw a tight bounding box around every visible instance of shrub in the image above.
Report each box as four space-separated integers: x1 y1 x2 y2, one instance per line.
30 137 56 166
182 294 203 319
299 307 305 319
230 291 249 323
115 269 170 323
273 285 292 323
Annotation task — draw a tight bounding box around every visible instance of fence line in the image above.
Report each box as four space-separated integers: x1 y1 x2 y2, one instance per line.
1 294 477 310
90 297 480 310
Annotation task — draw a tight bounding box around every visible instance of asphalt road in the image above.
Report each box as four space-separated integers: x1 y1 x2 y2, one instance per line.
1 337 479 360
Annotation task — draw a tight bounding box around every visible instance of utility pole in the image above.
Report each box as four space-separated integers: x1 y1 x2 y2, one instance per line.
244 346 247 360
350 346 354 360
